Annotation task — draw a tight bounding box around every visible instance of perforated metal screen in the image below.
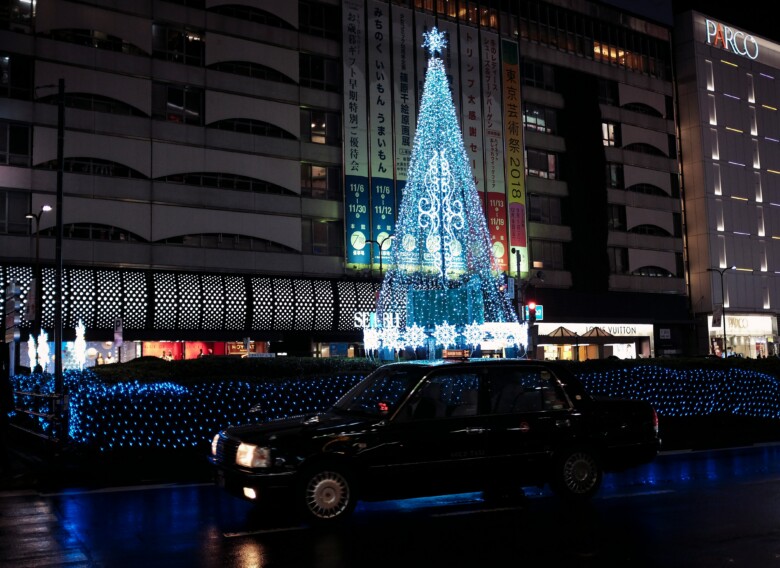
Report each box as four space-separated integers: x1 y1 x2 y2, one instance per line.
0 265 379 336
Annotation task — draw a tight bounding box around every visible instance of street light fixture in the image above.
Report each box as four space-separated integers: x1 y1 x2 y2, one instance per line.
366 234 395 278
707 265 736 357
26 204 52 368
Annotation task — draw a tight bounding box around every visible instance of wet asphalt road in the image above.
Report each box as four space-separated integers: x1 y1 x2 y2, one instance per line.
1 444 780 568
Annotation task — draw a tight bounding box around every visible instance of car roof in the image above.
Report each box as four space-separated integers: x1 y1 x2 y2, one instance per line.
380 359 565 370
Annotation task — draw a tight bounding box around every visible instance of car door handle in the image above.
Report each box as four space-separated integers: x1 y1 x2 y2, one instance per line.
453 427 488 434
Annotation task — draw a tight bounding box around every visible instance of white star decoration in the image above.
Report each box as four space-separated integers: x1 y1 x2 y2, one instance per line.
422 27 447 56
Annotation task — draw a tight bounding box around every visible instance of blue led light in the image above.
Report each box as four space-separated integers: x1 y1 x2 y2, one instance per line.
8 364 780 452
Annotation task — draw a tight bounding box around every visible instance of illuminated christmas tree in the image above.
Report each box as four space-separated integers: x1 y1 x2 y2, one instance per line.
372 28 521 354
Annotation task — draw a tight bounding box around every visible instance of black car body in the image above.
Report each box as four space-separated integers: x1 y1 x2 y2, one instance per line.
210 359 660 522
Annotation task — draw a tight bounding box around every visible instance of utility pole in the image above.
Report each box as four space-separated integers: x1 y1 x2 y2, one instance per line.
54 78 65 440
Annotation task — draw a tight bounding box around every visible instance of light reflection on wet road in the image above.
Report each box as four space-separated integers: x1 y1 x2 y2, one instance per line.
2 444 780 567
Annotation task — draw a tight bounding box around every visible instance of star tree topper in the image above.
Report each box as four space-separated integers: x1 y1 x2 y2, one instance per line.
422 27 447 57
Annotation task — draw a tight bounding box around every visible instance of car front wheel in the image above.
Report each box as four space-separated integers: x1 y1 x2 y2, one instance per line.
549 448 602 500
299 465 357 523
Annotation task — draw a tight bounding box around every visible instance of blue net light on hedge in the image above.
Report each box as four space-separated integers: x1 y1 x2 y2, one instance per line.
8 363 780 452
371 28 518 356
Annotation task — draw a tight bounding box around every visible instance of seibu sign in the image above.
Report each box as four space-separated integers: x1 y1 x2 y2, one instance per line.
706 19 759 60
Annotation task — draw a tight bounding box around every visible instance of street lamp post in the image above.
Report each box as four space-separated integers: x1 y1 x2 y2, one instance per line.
26 204 52 370
366 234 395 278
35 77 65 441
707 266 735 357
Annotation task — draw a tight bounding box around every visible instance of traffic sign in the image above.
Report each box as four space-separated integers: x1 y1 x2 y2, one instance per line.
524 304 544 321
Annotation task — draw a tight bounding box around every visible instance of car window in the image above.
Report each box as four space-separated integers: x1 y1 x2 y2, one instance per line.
334 368 423 417
404 371 481 420
488 368 569 414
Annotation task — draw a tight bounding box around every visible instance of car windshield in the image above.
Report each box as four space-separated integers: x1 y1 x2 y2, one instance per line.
331 366 427 417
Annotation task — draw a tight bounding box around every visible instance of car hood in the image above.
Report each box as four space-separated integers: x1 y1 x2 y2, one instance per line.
223 412 376 445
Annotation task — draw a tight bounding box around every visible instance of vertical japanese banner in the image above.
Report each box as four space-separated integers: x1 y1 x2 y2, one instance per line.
459 25 485 198
391 4 415 217
368 0 395 268
343 0 371 268
502 39 528 277
480 30 508 272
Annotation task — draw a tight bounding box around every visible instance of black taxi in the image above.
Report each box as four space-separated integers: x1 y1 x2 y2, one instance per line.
210 359 660 523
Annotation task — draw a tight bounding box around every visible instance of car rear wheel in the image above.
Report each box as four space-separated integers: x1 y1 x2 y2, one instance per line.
549 448 602 500
299 465 357 523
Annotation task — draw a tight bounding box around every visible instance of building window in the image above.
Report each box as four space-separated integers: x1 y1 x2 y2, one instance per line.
602 122 621 146
597 79 618 106
623 102 663 118
209 4 295 29
301 109 341 145
209 61 296 85
40 223 143 242
302 164 342 200
300 54 340 93
623 142 666 157
299 0 341 40
523 102 559 134
607 204 626 231
632 266 673 277
607 247 628 274
605 163 623 188
626 183 666 197
38 157 147 179
160 233 295 253
518 1 671 79
525 148 558 179
0 53 32 100
159 172 296 197
528 194 562 224
1 0 34 27
521 60 555 91
211 118 296 140
152 83 203 125
628 224 671 237
54 93 146 117
161 0 206 8
302 219 344 256
0 188 28 234
48 29 147 56
152 24 205 66
531 239 565 270
0 121 30 166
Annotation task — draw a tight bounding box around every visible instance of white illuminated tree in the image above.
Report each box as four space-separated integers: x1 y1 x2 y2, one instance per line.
37 330 50 373
74 319 87 370
27 335 37 371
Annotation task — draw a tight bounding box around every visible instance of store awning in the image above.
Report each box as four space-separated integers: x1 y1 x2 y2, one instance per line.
581 326 613 337
547 326 579 337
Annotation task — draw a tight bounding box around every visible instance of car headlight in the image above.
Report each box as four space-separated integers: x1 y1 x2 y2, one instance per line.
236 443 271 468
211 434 220 456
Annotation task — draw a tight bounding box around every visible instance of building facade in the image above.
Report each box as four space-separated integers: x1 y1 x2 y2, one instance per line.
676 11 780 357
0 0 692 363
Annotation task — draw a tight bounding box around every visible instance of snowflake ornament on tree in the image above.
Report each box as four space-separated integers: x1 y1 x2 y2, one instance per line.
432 321 458 348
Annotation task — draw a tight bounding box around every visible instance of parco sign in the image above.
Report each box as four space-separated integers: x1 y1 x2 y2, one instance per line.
706 19 759 60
